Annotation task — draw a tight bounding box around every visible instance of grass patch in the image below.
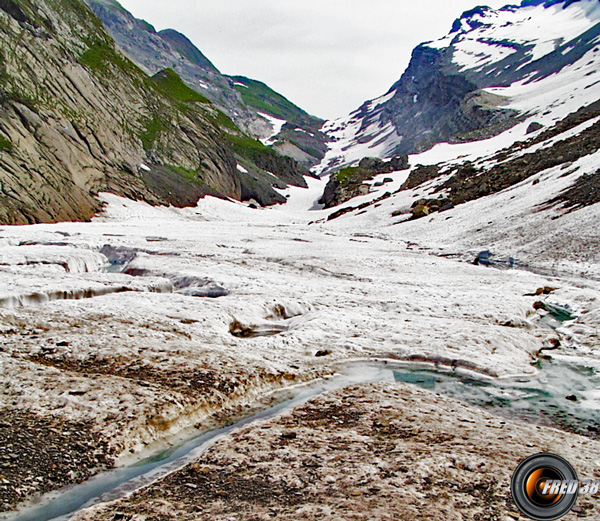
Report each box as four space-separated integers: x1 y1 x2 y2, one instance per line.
0 134 12 152
139 113 167 150
166 164 203 184
78 40 144 78
0 90 38 111
78 43 108 71
208 109 239 132
227 134 272 160
230 75 316 126
151 69 209 104
335 166 360 185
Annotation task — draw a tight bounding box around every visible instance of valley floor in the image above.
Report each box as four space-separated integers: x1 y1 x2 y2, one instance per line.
1 179 599 519
74 383 600 521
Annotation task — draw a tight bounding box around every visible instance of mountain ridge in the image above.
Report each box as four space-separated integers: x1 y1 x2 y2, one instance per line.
317 0 600 174
157 29 218 72
87 0 329 167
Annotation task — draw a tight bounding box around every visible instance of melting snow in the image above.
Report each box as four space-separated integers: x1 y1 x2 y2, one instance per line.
257 112 287 145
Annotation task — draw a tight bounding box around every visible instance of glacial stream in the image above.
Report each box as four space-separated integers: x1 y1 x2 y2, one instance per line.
4 359 600 521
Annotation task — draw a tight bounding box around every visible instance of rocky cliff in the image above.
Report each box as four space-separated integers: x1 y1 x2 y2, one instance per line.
87 0 328 167
0 0 311 224
318 0 600 173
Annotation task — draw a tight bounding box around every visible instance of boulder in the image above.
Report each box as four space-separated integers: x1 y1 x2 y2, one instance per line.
526 122 543 134
411 204 430 219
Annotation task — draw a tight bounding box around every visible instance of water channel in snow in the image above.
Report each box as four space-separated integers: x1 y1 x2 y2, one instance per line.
5 358 599 521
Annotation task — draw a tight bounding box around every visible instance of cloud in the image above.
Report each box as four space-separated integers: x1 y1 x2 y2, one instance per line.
116 0 510 119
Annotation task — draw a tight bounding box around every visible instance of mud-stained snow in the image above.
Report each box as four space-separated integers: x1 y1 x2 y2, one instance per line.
2 180 598 401
1 3 600 518
73 382 600 521
1 144 600 513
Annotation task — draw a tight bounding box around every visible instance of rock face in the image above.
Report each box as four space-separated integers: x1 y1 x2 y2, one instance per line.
319 156 408 208
364 47 517 157
0 0 312 224
318 0 600 173
87 0 328 167
228 76 327 167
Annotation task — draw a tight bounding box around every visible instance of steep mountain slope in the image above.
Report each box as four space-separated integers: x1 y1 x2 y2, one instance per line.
320 102 600 278
313 0 600 275
318 0 600 173
315 89 600 278
86 0 261 132
229 76 327 167
0 0 228 224
87 0 328 167
157 29 217 72
0 0 312 224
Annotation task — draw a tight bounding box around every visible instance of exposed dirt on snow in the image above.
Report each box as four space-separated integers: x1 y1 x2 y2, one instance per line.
73 382 600 521
0 409 114 513
0 177 599 515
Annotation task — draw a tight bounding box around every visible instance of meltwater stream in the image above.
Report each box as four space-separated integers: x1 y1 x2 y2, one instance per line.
5 359 600 521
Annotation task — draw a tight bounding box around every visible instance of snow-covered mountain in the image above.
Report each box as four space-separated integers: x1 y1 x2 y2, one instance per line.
317 0 600 173
313 0 600 277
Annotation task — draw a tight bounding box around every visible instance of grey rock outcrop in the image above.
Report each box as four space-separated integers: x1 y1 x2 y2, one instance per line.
0 0 308 224
319 155 409 208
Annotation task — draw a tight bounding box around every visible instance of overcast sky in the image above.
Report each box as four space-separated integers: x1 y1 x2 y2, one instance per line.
117 0 510 120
